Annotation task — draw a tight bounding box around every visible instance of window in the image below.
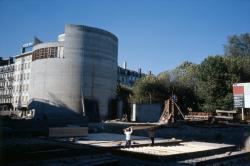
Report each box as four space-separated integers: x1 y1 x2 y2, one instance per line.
32 47 58 61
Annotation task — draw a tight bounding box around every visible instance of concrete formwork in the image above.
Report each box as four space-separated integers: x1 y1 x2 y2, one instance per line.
54 133 249 165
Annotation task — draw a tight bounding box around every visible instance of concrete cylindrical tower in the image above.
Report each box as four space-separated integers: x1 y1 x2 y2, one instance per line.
29 24 118 120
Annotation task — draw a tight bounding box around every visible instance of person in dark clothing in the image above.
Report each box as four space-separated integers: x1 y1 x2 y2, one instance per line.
148 127 156 146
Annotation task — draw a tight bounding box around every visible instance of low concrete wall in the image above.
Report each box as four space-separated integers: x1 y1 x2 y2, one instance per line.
131 104 162 122
0 111 11 116
49 127 88 137
0 111 23 117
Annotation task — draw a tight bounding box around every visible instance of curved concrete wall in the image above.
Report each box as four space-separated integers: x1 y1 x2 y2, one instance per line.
29 24 118 120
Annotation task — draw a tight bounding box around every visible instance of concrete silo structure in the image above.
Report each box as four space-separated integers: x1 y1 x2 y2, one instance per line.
29 24 118 121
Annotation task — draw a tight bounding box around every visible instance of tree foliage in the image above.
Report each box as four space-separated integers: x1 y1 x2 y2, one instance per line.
225 33 250 57
116 84 133 117
117 84 132 101
197 56 235 111
171 61 198 89
132 75 168 104
126 33 250 113
131 64 199 112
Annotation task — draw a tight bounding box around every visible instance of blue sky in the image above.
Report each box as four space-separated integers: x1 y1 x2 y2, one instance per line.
0 0 249 74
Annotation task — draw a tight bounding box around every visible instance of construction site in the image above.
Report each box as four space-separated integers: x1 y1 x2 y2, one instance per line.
2 0 250 165
0 24 250 166
1 96 250 166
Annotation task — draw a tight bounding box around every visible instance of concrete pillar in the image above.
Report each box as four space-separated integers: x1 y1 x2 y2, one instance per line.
131 104 136 122
242 107 245 121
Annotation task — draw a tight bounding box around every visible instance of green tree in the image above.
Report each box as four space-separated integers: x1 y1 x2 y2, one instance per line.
229 56 250 82
157 71 171 84
225 33 250 57
197 56 235 111
132 75 169 104
171 62 199 111
117 84 132 101
157 62 199 111
117 84 133 118
172 61 198 89
241 56 250 81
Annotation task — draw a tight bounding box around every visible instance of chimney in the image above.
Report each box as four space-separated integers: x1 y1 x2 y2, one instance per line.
138 68 142 77
123 61 127 69
148 70 152 75
21 47 25 54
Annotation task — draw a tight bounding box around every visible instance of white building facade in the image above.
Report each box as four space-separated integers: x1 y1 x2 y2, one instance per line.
12 52 32 109
0 58 15 110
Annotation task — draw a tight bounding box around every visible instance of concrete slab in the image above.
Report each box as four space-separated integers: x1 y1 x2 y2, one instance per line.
179 150 250 165
119 141 237 162
56 133 182 148
121 142 235 155
54 133 239 163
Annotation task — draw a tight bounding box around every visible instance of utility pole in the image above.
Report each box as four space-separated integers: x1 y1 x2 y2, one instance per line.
149 93 152 104
242 107 245 121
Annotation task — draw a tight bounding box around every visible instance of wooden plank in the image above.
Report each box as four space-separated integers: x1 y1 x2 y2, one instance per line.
214 116 234 120
216 110 237 114
49 127 88 137
126 124 159 131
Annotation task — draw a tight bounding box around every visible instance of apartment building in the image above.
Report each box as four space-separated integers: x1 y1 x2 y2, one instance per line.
12 52 32 109
118 62 145 87
0 58 15 111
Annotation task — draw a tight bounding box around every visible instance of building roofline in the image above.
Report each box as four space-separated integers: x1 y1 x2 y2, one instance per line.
66 24 118 42
15 51 33 59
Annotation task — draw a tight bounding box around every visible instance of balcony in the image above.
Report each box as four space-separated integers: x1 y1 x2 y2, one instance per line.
7 76 14 81
0 94 13 98
0 67 14 73
7 85 13 89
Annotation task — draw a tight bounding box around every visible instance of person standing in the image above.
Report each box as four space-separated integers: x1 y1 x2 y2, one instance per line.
148 127 156 146
124 127 133 148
